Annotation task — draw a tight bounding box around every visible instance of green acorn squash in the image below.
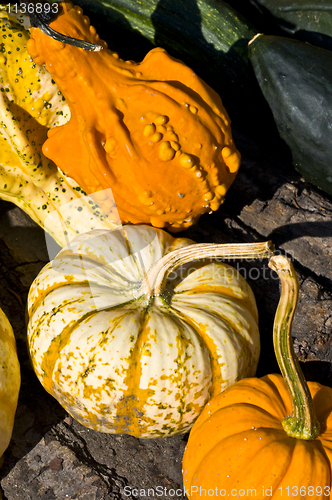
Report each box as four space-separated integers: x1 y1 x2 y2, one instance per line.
249 34 332 197
251 0 332 51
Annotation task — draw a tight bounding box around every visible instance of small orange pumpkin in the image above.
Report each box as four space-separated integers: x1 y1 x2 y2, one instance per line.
26 2 240 231
182 256 332 498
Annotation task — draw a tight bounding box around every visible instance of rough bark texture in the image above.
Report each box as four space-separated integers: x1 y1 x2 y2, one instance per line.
0 123 332 498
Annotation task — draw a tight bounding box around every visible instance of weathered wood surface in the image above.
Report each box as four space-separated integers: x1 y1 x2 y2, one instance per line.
0 123 332 499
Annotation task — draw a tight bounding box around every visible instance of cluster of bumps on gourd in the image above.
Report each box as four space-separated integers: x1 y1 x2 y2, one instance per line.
27 0 241 231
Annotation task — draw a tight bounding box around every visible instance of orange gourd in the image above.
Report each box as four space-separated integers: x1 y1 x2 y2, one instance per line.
26 2 240 231
182 256 332 499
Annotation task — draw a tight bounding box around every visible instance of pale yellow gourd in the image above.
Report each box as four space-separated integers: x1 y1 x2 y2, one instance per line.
0 308 20 460
0 6 116 246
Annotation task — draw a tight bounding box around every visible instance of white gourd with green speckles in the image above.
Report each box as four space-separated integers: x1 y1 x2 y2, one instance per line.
0 308 20 458
0 7 116 245
27 225 264 438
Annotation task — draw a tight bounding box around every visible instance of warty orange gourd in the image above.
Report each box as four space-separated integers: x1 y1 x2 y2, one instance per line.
26 2 241 231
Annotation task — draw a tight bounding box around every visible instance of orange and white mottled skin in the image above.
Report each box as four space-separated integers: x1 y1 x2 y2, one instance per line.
27 225 260 438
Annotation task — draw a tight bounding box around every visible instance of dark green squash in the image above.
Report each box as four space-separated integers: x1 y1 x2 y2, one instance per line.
250 0 332 51
249 34 332 197
74 0 255 75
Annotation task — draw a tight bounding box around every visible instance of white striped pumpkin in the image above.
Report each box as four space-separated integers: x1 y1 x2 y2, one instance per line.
0 308 20 458
27 225 270 438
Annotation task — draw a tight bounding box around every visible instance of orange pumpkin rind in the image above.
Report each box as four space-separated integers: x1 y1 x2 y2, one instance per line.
183 256 332 499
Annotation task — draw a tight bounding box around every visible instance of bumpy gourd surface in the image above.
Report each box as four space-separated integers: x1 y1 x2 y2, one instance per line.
27 2 241 231
0 308 20 458
27 225 259 437
183 374 332 497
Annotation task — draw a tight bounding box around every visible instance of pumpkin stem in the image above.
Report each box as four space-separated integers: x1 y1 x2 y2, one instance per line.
37 22 104 51
140 240 274 299
25 0 103 52
268 255 320 440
